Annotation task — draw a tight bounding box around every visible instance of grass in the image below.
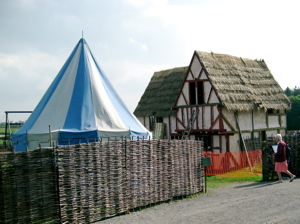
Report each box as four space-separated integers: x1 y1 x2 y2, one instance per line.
0 128 19 147
0 128 19 134
206 163 263 189
206 175 262 189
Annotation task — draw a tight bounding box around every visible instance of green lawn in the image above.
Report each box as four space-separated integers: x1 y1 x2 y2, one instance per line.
0 128 19 146
0 128 19 133
206 175 262 189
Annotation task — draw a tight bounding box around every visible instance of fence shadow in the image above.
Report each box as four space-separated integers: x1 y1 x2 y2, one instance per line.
234 181 276 189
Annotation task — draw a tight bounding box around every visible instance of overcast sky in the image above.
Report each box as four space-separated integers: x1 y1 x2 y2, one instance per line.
1 0 299 122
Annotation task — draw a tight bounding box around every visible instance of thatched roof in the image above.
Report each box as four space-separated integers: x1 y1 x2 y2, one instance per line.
134 66 188 117
134 51 290 117
196 51 290 111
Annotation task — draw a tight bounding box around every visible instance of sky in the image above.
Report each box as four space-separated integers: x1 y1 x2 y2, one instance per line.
1 0 299 122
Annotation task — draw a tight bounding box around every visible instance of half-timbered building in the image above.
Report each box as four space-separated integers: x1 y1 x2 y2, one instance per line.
134 51 291 152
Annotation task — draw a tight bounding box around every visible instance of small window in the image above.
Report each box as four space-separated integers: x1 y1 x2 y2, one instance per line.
261 131 266 141
267 109 279 114
189 82 196 105
197 135 212 151
197 81 204 104
156 117 163 123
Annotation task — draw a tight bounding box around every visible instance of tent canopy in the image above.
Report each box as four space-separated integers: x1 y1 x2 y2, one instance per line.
12 38 151 151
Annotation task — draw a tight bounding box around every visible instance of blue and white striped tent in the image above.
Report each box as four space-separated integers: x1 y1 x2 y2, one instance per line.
12 38 151 151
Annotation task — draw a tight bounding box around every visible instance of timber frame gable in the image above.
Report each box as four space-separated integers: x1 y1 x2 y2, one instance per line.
173 51 226 136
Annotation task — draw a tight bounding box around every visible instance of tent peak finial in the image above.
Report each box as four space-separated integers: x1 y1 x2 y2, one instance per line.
82 31 84 39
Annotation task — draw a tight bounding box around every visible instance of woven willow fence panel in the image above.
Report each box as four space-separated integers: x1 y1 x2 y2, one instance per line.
263 135 300 181
0 149 60 224
57 139 203 223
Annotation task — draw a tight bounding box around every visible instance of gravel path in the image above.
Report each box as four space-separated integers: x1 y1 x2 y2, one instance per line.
96 178 300 224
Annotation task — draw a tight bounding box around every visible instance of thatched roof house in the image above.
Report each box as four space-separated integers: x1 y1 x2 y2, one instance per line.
135 51 290 117
134 50 290 152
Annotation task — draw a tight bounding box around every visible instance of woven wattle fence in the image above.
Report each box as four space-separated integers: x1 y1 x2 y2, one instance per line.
57 139 203 223
0 139 204 223
0 149 60 224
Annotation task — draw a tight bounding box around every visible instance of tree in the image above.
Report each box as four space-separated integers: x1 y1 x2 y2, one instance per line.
284 87 292 96
287 95 300 130
293 86 300 96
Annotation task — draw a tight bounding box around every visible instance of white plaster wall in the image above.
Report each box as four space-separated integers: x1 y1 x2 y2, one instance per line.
223 122 232 131
268 116 280 128
203 82 211 103
213 135 220 147
237 111 252 130
177 94 186 106
136 117 146 127
253 109 267 129
190 57 202 78
203 107 210 129
186 109 192 127
221 135 227 152
199 70 208 80
177 109 184 129
208 90 219 103
187 71 194 81
213 105 219 121
281 115 287 127
222 108 236 131
177 82 189 106
197 108 203 129
145 117 150 129
230 134 241 152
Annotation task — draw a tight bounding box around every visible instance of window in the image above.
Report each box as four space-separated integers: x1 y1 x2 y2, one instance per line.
189 82 196 105
267 109 279 114
197 81 204 104
261 131 266 141
189 81 204 105
197 135 212 151
156 117 163 123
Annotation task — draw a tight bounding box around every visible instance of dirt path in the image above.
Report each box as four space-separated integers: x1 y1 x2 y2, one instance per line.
96 178 300 224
